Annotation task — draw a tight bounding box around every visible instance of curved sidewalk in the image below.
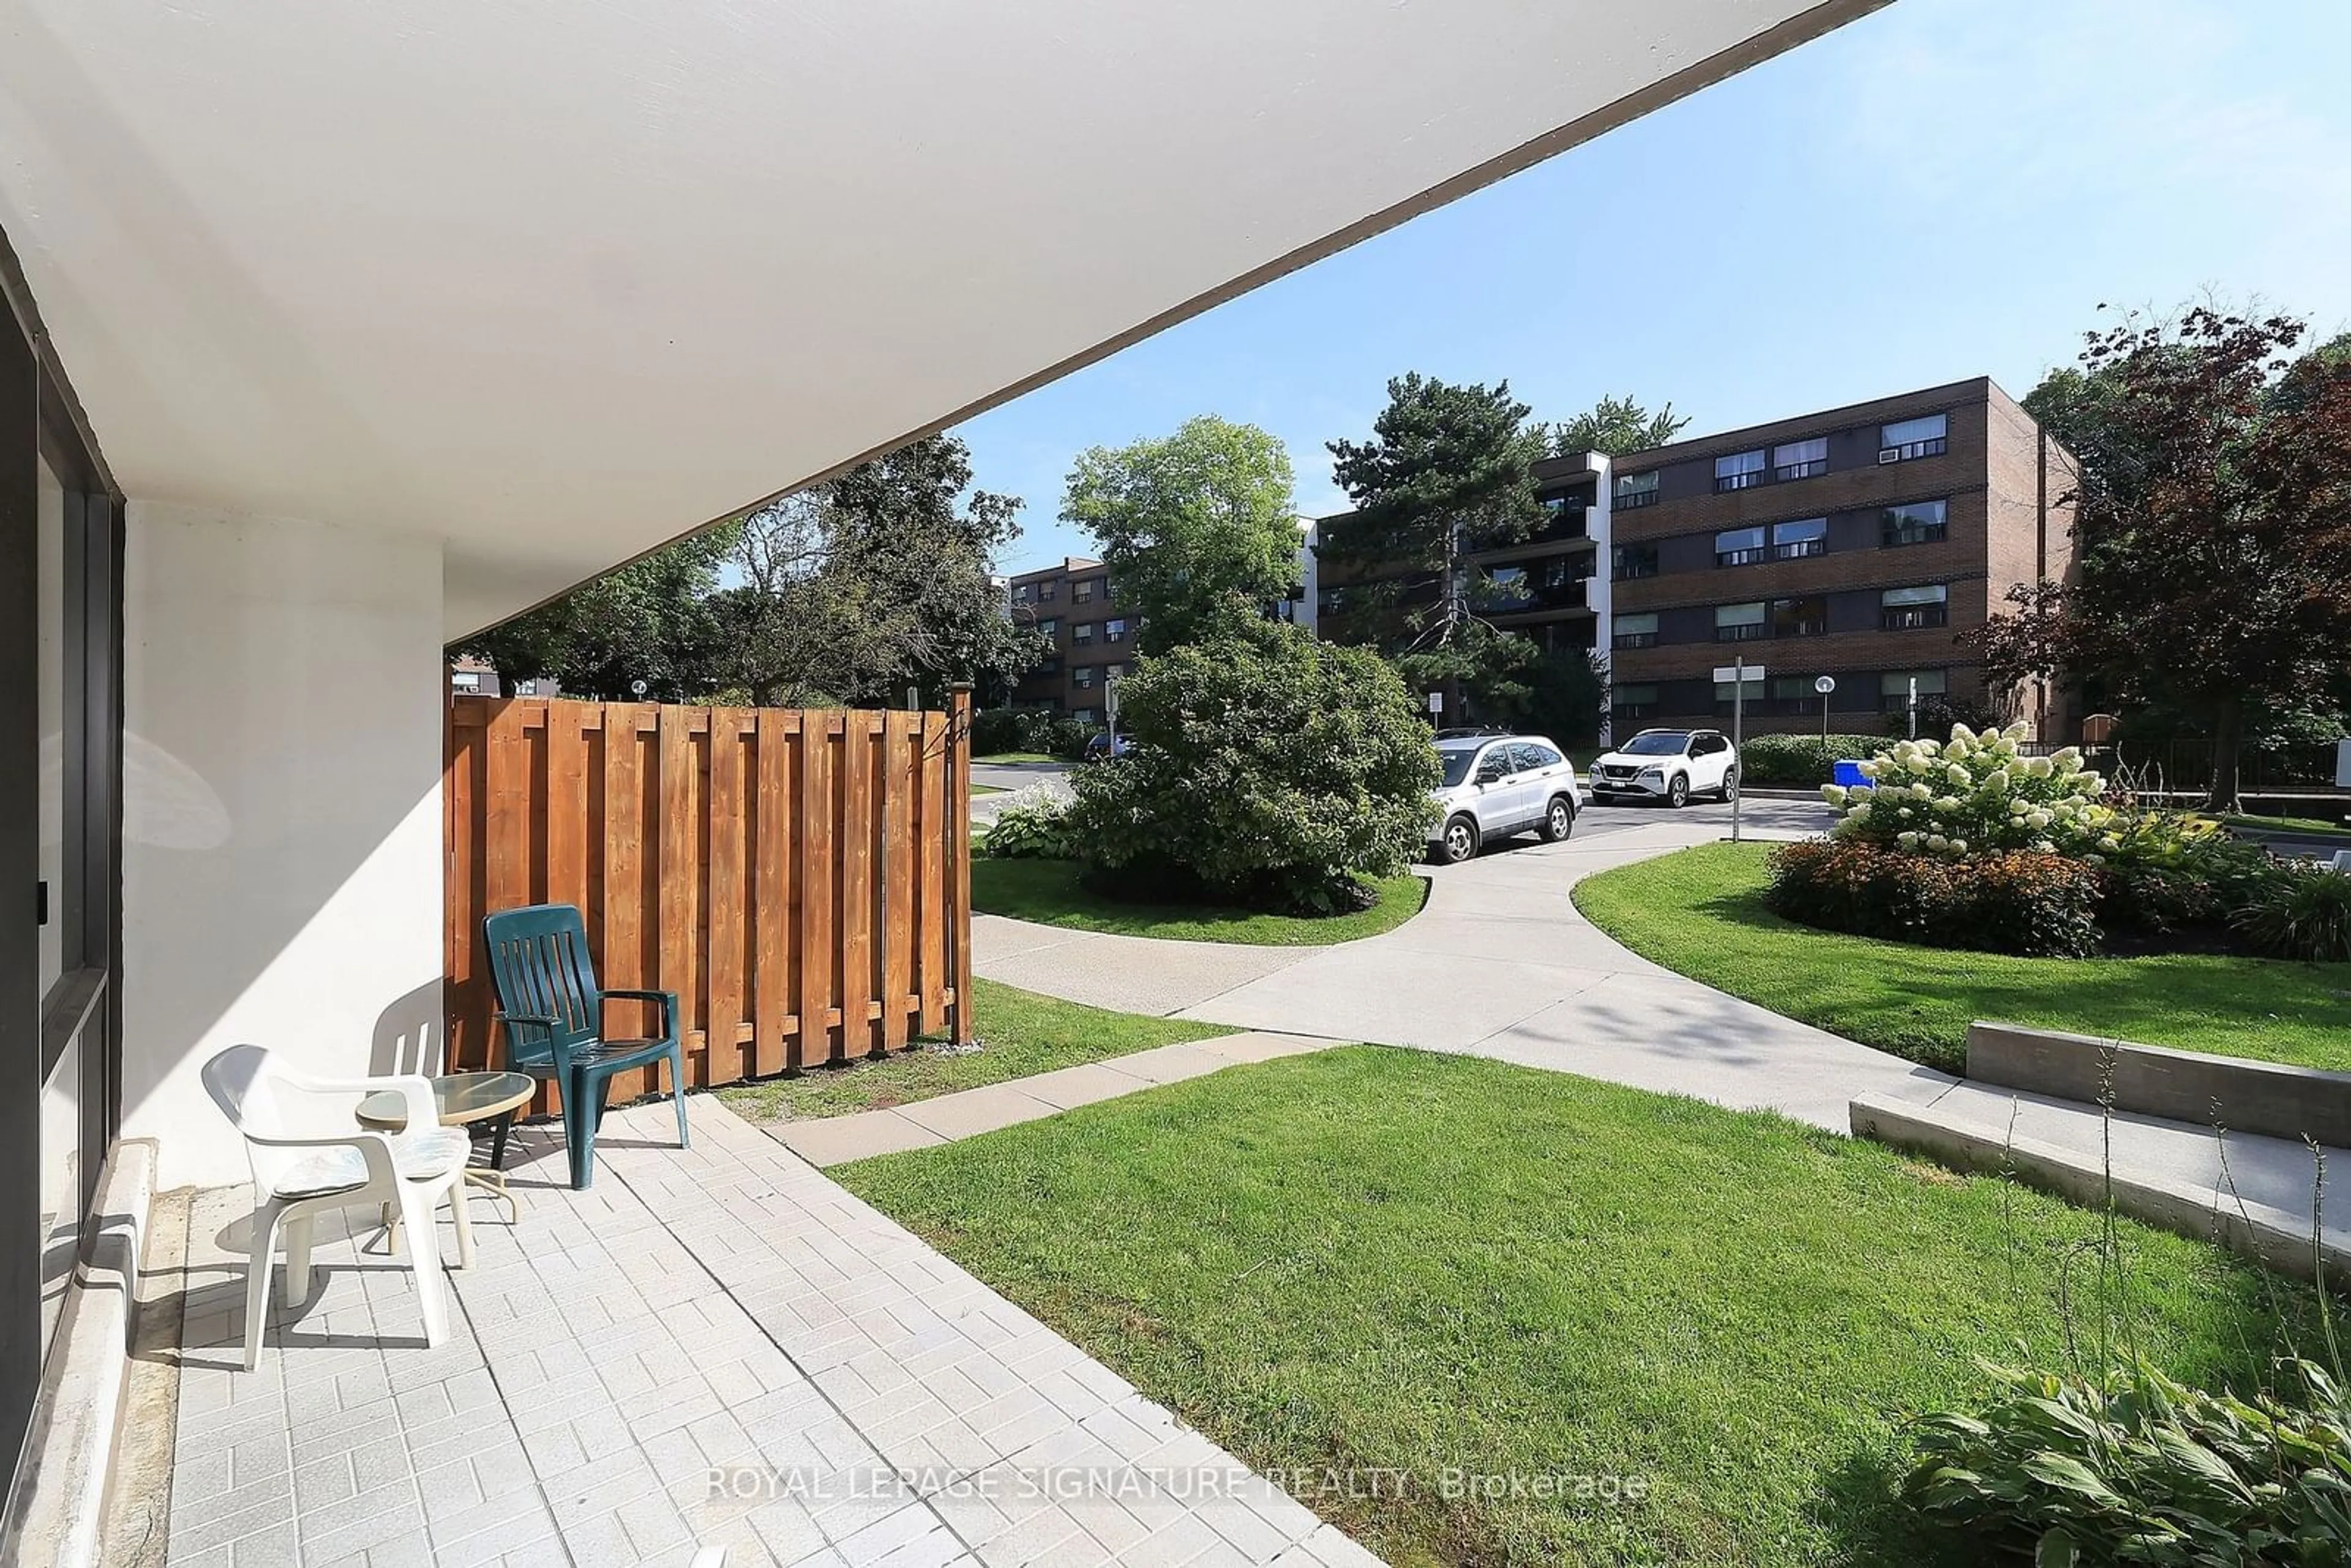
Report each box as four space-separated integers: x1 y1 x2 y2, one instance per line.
973 804 1957 1133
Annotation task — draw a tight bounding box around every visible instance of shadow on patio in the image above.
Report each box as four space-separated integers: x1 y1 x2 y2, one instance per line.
144 1097 1376 1568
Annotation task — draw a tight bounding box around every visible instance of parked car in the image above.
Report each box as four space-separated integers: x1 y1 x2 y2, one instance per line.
1082 732 1133 761
1428 734 1581 864
1588 728 1739 808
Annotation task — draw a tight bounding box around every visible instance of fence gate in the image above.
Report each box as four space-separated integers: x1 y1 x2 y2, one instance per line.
444 690 972 1106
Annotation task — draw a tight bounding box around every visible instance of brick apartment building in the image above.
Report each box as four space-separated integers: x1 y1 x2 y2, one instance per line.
1005 538 1316 721
1314 453 1610 662
1604 377 2074 738
1005 557 1138 723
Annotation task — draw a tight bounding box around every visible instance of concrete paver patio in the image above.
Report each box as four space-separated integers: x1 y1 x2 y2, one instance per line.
157 1097 1381 1568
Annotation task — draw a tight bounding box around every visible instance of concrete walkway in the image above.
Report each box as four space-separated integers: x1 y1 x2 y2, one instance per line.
976 800 1958 1134
770 1033 1345 1166
159 1096 1379 1568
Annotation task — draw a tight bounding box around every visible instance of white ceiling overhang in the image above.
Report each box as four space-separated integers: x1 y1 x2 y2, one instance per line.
0 0 1881 638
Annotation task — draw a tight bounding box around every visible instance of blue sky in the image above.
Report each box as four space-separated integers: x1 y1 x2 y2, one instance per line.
954 0 2351 576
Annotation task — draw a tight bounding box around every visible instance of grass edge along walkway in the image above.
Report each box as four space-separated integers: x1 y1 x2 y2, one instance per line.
1572 840 2351 1075
839 1046 2319 1568
972 857 1428 947
716 977 1235 1122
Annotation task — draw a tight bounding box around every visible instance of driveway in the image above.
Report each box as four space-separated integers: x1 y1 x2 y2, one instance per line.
972 800 1959 1133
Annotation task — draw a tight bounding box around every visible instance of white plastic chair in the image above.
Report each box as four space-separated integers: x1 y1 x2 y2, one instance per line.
201 1045 477 1370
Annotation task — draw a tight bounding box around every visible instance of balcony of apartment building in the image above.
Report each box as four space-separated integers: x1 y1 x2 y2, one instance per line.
0 1 1897 1559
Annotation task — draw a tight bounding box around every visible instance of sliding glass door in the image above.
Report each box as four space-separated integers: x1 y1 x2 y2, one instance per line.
2 247 123 1504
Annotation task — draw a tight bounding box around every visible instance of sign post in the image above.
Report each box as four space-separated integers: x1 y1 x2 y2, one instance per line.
1907 677 1919 741
1105 670 1121 751
1815 674 1836 745
1713 661 1764 844
1427 691 1443 726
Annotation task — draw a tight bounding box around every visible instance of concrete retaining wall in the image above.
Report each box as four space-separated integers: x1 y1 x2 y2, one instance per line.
1966 1021 2351 1146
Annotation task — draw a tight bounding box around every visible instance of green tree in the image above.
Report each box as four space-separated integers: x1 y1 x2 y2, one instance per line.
1061 416 1301 652
711 435 1043 707
450 525 739 700
1325 375 1548 715
1549 394 1690 458
1976 307 2351 807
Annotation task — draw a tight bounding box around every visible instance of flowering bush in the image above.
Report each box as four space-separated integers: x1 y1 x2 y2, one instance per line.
1818 721 2124 861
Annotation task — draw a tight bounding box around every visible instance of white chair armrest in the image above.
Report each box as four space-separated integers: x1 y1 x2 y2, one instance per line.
242 1129 402 1191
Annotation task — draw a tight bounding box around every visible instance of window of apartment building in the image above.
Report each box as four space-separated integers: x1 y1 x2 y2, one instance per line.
1881 669 1948 712
451 671 482 692
1769 595 1827 637
1769 675 1820 711
1880 413 1948 462
1038 617 1059 639
1714 449 1768 492
1772 437 1828 481
1611 684 1660 719
1074 666 1096 688
1038 580 1058 601
1880 583 1949 630
1613 544 1659 580
1104 618 1127 643
1035 657 1063 677
1613 612 1660 650
1074 579 1096 602
1073 621 1095 645
512 679 538 696
1714 601 1768 642
1714 526 1767 567
1318 587 1346 615
1073 707 1097 725
1881 498 1949 547
1771 517 1828 560
1487 565 1529 604
1614 470 1659 509
1013 582 1034 603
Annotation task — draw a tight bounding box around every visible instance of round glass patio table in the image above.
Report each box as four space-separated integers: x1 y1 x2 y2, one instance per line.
354 1071 536 1217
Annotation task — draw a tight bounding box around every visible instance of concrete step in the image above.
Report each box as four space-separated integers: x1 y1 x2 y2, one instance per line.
1852 1078 2351 1282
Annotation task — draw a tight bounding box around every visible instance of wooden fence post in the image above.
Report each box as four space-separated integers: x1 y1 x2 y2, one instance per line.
946 683 975 1046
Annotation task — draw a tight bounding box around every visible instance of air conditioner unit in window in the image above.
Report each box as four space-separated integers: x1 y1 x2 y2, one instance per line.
1877 448 1901 464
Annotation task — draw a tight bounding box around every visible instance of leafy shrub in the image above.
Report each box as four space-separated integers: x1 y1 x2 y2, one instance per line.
1766 839 2101 958
1065 620 1438 913
977 786 1077 860
2098 826 2279 934
1908 1355 2351 1566
2233 863 2351 962
969 706 1096 760
1738 733 1889 787
1882 690 2002 739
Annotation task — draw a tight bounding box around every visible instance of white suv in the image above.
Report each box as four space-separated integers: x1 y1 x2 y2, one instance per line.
1588 727 1739 808
1428 735 1581 864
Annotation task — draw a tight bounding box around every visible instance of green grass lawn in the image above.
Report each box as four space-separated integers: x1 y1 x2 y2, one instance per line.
2223 811 2351 840
1574 841 2351 1073
715 977 1231 1122
841 1047 2315 1567
972 857 1430 945
969 783 1007 796
973 751 1059 764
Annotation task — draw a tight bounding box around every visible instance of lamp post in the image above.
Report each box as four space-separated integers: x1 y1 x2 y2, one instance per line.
1815 674 1836 746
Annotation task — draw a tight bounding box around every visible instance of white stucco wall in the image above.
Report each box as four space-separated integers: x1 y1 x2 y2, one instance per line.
121 503 445 1190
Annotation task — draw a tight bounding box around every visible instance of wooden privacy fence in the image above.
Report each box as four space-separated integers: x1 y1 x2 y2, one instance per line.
444 691 972 1107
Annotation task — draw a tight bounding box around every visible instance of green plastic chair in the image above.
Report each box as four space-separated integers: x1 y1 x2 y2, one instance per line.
481 903 688 1189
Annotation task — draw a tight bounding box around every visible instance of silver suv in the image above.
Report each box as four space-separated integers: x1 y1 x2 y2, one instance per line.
1428 735 1581 865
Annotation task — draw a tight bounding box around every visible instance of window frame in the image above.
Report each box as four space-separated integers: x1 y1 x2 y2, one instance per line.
1880 498 1949 548
1771 437 1827 481
1611 611 1660 650
1713 449 1768 492
1713 601 1769 642
1879 413 1949 462
1614 470 1660 509
1769 517 1828 560
1713 525 1768 568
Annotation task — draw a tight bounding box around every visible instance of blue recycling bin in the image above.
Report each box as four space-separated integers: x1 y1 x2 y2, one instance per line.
1832 759 1869 788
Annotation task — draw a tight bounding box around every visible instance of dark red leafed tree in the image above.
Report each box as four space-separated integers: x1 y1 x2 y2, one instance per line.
1974 308 2351 808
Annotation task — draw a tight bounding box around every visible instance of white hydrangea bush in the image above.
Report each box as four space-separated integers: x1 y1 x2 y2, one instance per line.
1818 721 2120 860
